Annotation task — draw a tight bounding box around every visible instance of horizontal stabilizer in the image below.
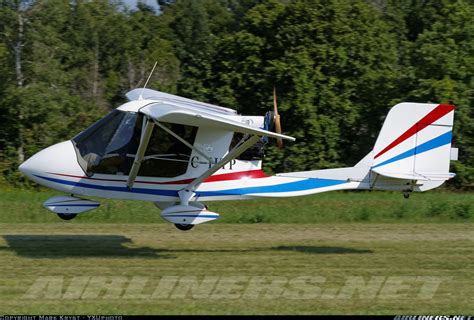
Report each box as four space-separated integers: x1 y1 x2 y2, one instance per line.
372 169 455 181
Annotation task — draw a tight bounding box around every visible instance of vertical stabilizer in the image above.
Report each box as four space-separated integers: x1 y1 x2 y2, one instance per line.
371 103 455 181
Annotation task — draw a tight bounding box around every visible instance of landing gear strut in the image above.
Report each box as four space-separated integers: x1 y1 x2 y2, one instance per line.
174 224 194 231
57 213 77 220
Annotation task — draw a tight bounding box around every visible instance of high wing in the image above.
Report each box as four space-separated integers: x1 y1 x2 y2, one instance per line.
139 102 295 141
126 88 294 141
126 88 237 115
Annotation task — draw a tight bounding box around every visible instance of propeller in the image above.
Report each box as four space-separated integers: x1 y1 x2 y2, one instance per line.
273 86 284 149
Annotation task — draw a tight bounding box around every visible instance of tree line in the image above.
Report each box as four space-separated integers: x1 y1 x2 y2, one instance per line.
0 0 472 188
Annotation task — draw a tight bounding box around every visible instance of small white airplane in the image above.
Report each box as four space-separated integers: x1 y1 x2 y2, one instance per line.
19 88 458 230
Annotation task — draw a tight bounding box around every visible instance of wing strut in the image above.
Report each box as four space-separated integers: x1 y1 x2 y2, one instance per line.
178 134 261 205
127 117 155 189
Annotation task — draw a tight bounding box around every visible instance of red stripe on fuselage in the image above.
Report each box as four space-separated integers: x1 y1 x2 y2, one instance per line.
374 104 454 159
48 170 269 185
203 169 268 182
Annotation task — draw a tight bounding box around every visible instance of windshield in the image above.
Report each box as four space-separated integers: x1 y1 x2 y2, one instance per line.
72 110 197 178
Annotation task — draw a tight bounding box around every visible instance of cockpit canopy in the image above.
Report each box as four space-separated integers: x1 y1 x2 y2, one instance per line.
72 110 197 178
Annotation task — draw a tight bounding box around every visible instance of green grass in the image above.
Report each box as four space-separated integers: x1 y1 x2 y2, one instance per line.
0 223 472 314
0 189 472 314
0 188 472 223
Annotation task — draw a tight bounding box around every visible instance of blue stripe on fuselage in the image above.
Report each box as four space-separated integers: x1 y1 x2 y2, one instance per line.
34 175 179 196
195 178 347 197
33 174 347 197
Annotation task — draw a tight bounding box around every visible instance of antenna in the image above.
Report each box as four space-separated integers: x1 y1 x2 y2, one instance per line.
139 61 158 100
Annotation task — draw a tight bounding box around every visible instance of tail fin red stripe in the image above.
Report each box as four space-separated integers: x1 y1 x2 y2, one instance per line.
374 104 454 159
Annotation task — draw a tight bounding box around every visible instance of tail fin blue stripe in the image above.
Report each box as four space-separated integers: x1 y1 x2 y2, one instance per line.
372 131 452 169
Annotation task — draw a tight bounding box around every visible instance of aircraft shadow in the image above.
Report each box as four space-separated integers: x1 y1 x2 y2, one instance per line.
272 246 373 254
155 246 373 254
0 235 373 258
0 235 173 259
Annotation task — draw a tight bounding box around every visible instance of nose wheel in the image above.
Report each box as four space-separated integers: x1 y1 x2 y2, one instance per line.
174 224 194 231
57 213 77 220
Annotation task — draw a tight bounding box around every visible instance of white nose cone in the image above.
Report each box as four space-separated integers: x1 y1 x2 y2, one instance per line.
18 159 30 175
18 140 84 183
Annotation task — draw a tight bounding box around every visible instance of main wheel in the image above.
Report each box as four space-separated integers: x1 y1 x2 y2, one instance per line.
403 192 410 199
175 224 194 231
57 213 77 220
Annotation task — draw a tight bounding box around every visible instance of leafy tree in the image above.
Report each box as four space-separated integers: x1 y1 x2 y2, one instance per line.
210 0 402 173
0 0 471 189
406 0 473 188
161 0 234 100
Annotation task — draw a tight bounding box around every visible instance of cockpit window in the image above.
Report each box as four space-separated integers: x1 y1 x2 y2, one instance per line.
139 124 197 177
72 110 197 178
230 133 265 160
72 110 136 175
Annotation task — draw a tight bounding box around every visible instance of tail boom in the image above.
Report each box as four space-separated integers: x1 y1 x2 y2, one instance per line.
276 102 457 195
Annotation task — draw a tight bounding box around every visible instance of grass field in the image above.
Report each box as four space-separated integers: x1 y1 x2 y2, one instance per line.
0 224 472 315
0 189 472 314
0 188 472 223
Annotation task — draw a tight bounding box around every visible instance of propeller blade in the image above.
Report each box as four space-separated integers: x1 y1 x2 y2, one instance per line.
273 86 284 149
